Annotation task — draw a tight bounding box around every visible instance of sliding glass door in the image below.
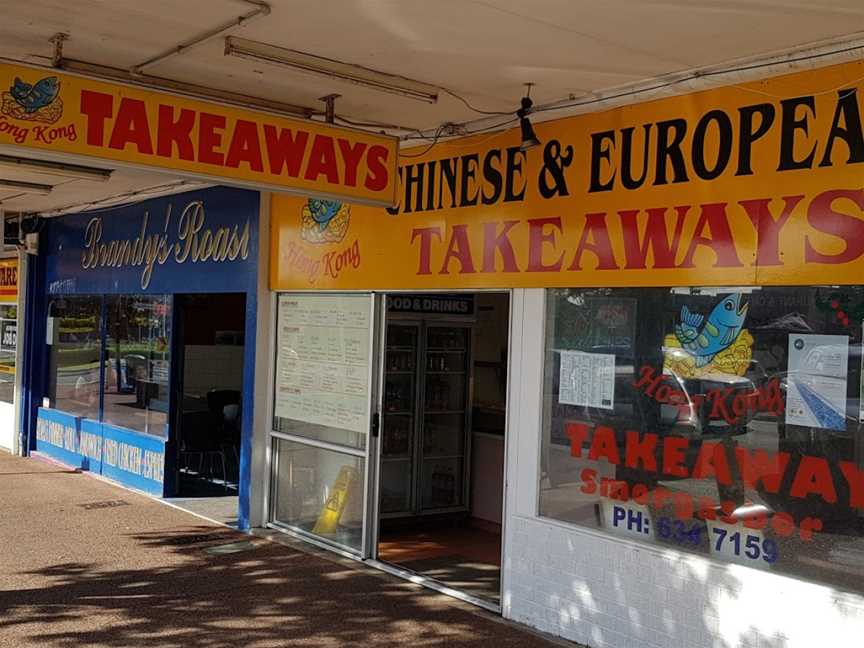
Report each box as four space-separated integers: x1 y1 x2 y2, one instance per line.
269 293 380 555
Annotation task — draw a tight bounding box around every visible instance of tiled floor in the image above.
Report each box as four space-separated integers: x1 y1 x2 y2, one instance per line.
378 523 502 602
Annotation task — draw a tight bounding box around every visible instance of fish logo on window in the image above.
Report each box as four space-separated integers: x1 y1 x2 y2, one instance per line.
664 293 753 378
300 198 350 244
1 76 63 124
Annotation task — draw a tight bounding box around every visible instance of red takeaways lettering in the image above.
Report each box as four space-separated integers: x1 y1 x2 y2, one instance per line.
568 212 618 270
619 206 688 269
263 126 308 177
840 461 864 509
662 436 690 477
156 105 195 160
482 221 520 272
526 217 565 272
566 422 590 458
225 119 264 172
439 224 476 274
805 189 864 264
691 442 733 485
678 203 744 268
108 98 153 154
739 195 803 266
337 139 367 187
80 90 114 147
790 455 838 503
587 425 621 464
198 112 226 165
364 145 390 191
624 431 658 472
304 135 339 183
410 227 443 275
734 447 789 493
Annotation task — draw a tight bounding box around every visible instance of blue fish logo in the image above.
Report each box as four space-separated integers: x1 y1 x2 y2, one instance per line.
10 76 60 114
307 199 342 231
674 294 748 368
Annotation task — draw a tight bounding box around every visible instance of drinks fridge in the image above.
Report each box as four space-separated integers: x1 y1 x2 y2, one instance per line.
380 319 472 517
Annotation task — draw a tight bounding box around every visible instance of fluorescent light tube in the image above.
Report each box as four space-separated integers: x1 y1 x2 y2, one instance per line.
0 179 53 196
225 36 439 104
0 155 112 182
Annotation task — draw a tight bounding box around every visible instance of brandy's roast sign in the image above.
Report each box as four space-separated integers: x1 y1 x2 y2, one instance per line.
272 59 864 289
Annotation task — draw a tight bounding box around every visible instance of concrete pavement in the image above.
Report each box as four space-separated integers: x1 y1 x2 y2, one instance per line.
0 451 561 648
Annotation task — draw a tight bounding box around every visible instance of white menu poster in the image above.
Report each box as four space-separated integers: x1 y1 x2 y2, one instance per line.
274 294 371 434
786 333 848 431
559 350 616 410
860 322 864 423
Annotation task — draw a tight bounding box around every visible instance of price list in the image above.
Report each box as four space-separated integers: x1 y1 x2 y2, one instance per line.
274 295 371 434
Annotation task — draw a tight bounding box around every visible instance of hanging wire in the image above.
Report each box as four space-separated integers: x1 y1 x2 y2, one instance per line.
439 87 512 116
400 126 447 158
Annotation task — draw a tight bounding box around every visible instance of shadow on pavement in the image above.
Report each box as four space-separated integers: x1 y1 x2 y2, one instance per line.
0 525 556 648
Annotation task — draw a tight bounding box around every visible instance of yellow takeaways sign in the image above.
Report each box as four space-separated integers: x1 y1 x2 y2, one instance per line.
0 63 398 207
0 258 16 299
272 58 864 290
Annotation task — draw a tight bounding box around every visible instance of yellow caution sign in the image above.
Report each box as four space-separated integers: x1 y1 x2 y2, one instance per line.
312 465 358 536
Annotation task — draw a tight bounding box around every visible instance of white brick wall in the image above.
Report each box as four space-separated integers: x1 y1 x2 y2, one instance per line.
502 290 864 648
504 514 864 648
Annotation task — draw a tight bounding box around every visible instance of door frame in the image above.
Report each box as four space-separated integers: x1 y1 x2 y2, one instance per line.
164 293 185 497
364 289 513 613
265 291 383 559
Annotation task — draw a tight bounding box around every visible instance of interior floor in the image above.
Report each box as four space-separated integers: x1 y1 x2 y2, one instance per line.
378 521 502 602
375 291 509 604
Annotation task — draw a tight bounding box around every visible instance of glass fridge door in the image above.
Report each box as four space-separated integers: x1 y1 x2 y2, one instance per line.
381 323 419 515
420 325 470 511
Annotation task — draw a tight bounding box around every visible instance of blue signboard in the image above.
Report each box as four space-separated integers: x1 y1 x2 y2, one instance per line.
99 424 165 495
35 408 81 468
35 408 166 496
44 186 259 295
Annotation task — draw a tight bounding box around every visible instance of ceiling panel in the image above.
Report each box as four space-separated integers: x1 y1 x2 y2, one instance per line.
3 0 863 127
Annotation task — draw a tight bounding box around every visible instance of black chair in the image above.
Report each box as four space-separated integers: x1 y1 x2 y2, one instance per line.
178 410 228 494
207 389 241 481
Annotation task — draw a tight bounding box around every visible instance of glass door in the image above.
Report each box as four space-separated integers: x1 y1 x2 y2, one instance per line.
380 323 419 516
420 325 471 512
268 293 380 556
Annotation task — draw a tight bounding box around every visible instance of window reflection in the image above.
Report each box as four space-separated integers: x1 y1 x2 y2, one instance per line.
103 295 171 437
540 286 864 596
47 296 102 420
0 303 16 404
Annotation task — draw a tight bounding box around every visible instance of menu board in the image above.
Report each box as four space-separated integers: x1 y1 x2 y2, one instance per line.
558 350 616 410
274 294 371 434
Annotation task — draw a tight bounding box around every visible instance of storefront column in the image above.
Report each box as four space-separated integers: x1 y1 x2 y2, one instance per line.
501 288 545 619
249 192 274 528
12 249 27 455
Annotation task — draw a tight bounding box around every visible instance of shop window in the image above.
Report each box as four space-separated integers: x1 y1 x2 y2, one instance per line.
47 296 102 420
539 286 864 596
0 303 16 404
270 437 365 553
103 295 171 437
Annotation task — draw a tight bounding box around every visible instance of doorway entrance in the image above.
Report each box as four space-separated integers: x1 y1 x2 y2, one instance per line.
375 292 510 605
168 293 246 526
